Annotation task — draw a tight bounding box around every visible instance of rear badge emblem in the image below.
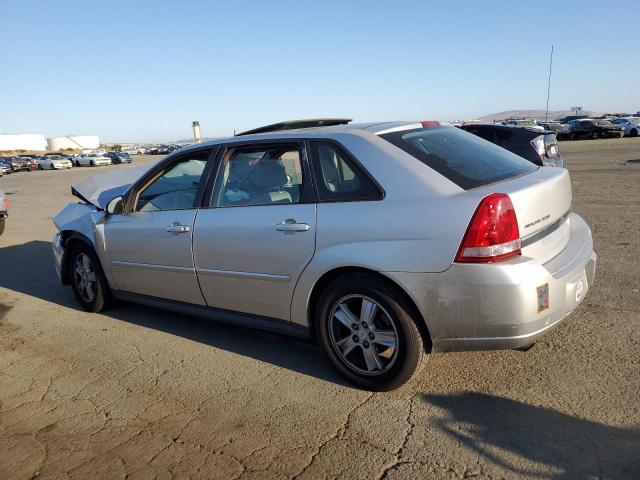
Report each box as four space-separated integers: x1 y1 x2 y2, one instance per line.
537 283 549 313
575 281 584 303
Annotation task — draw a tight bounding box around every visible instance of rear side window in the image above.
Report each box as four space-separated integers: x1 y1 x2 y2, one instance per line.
309 141 382 202
380 126 537 190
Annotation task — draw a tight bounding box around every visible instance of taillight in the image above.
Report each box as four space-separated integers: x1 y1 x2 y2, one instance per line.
421 120 441 128
1 198 8 210
455 193 521 263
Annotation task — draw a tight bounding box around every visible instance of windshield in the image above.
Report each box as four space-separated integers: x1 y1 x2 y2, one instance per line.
380 126 537 190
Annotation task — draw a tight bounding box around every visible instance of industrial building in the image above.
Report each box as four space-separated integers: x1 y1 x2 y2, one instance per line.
0 134 47 152
47 135 100 151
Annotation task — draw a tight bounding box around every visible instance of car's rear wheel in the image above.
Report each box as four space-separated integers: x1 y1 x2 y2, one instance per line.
69 243 111 312
316 273 428 391
37 164 43 170
592 130 599 139
90 161 95 167
630 129 638 137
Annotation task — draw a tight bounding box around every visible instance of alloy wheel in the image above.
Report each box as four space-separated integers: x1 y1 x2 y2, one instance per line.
73 253 97 303
328 295 400 375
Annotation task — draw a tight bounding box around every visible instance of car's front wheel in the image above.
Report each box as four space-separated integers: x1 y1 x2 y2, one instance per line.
69 243 111 312
316 273 428 391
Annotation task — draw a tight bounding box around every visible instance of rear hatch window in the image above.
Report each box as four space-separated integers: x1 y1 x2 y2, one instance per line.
380 126 537 190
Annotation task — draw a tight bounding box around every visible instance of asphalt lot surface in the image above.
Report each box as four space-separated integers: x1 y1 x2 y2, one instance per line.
1 140 639 479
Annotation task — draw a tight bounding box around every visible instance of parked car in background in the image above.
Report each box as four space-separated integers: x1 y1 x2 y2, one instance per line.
74 153 112 167
10 156 31 172
105 152 133 164
538 122 570 140
0 188 7 235
52 119 595 390
16 154 40 171
0 157 13 174
459 124 564 167
608 117 640 137
567 119 624 139
147 146 171 155
504 119 544 131
38 155 73 170
558 115 589 124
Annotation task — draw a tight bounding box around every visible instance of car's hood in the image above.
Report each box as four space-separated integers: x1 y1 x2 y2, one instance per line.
71 162 157 209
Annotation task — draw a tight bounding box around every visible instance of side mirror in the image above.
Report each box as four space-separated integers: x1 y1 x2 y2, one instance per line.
106 196 124 215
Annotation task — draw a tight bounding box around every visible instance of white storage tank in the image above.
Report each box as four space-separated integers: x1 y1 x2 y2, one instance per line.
0 134 47 152
47 136 100 151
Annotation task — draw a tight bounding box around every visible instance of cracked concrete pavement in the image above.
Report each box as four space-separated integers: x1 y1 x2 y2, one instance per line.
1 140 639 479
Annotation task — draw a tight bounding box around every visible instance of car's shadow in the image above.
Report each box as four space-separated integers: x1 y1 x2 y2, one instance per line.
423 392 640 478
0 240 347 386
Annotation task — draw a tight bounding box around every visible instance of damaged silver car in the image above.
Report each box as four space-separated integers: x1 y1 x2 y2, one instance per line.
52 119 597 390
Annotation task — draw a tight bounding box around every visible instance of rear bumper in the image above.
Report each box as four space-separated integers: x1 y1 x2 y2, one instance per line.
386 213 596 352
602 130 623 137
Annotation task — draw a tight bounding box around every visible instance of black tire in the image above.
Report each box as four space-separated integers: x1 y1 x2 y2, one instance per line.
0 218 4 235
90 161 95 167
630 129 638 137
315 272 428 391
68 242 112 312
592 130 599 140
37 164 43 170
75 161 80 167
570 132 576 141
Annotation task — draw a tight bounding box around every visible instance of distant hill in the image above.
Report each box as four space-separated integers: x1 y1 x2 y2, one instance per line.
479 109 602 122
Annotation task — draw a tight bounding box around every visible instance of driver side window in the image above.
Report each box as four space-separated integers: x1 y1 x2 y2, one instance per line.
135 152 209 212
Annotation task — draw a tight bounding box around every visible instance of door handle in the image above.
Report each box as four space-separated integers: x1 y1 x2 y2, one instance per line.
166 223 191 233
276 219 309 232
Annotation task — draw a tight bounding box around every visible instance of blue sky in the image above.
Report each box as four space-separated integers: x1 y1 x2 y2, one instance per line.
1 0 638 142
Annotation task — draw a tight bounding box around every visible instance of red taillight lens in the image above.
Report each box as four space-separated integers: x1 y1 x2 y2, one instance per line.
455 193 521 263
421 120 441 128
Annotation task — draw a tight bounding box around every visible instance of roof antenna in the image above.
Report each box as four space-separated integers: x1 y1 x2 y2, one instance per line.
545 45 554 122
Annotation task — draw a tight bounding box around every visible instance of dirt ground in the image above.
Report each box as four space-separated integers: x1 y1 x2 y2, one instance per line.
0 139 639 479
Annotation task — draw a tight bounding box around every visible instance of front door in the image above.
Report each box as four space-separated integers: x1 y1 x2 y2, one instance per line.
104 150 211 305
193 141 316 320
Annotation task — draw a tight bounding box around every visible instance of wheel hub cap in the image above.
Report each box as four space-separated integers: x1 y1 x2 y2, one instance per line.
329 295 399 375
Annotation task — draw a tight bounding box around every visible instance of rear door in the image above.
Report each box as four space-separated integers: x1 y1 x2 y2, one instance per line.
193 141 316 321
104 149 214 305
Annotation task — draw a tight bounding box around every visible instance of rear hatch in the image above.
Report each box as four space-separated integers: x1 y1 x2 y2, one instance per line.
379 125 572 264
473 167 572 264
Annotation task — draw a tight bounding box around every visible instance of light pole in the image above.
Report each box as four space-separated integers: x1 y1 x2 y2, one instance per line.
545 45 554 122
192 121 202 144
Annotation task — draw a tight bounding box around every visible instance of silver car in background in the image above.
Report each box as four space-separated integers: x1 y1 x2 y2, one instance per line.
74 153 112 167
38 155 73 170
52 119 596 390
609 117 640 137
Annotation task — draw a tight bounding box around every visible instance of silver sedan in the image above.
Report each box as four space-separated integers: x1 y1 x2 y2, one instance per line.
52 120 596 390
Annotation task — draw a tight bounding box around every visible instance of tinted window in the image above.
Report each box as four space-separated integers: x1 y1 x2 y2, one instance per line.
380 126 537 190
309 141 382 201
212 143 306 207
135 152 208 211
